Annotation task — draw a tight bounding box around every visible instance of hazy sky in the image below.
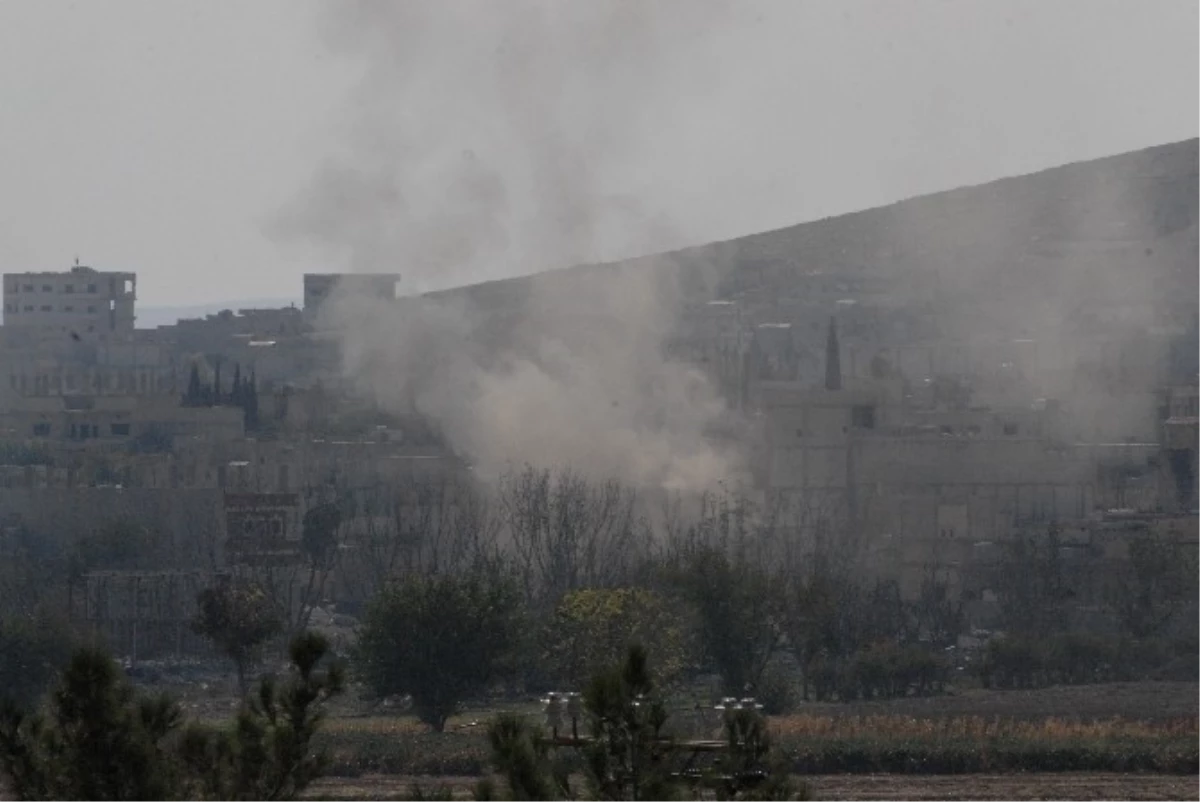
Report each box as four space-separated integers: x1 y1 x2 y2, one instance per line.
0 0 1195 306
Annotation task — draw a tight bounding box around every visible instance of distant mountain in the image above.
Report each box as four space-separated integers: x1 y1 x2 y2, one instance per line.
137 299 300 329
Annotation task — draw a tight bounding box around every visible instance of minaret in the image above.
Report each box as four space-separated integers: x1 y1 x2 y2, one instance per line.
824 316 842 391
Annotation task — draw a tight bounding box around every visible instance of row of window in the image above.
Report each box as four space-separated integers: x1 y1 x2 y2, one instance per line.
10 372 164 392
8 283 99 294
5 303 101 314
31 422 131 437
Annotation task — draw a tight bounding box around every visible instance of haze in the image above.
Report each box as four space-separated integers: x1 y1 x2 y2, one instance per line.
0 0 1195 305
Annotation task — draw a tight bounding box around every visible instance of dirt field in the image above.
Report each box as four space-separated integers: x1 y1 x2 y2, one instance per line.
308 772 1200 801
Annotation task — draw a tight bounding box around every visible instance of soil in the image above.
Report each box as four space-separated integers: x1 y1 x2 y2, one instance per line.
308 772 1200 801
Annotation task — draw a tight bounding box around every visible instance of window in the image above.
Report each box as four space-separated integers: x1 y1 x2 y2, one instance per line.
111 423 131 436
39 305 51 312
1003 422 1019 436
63 305 73 312
64 284 74 293
87 284 97 293
3 304 12 313
795 428 804 438
87 305 96 313
22 284 33 292
23 305 32 312
32 423 50 437
7 283 16 293
41 285 52 292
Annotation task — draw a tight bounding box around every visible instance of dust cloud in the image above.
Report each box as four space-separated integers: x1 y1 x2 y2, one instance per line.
271 1 752 489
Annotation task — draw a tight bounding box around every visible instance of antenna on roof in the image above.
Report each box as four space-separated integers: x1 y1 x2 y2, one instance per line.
74 256 80 266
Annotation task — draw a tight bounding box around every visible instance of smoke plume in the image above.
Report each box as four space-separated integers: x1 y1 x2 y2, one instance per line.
272 1 750 488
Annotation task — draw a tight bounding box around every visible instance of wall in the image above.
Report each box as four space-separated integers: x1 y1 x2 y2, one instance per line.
3 268 136 335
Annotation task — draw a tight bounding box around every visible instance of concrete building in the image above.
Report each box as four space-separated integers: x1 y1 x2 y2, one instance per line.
0 394 244 448
303 273 401 321
3 264 136 337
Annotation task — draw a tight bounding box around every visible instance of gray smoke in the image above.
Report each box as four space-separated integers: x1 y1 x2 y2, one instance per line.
272 1 751 488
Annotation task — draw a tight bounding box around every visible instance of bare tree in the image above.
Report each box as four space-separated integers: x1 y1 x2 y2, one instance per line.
336 474 502 605
497 466 648 605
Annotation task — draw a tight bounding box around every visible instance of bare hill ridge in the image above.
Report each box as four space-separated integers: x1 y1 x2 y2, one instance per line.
425 138 1199 318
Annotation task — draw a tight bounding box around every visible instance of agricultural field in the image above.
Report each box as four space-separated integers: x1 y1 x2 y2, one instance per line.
305 773 1199 801
291 681 1199 797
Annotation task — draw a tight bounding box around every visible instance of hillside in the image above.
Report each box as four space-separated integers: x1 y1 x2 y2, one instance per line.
425 138 1199 327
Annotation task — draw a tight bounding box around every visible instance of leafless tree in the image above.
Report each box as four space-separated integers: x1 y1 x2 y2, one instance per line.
496 465 649 605
336 473 503 606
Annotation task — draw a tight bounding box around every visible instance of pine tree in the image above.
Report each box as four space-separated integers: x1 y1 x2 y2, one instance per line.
245 371 260 431
231 364 243 406
184 364 202 407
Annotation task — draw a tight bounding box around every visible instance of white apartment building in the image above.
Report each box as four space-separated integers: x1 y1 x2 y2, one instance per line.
3 264 136 336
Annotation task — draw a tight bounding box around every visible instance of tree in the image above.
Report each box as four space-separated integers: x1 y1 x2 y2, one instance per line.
911 566 964 647
499 466 648 605
291 496 344 635
1106 531 1198 640
541 588 694 691
0 613 75 712
178 632 345 800
244 371 260 430
355 567 524 731
0 645 182 800
673 547 782 696
0 633 342 801
192 578 283 696
990 527 1073 637
183 363 203 407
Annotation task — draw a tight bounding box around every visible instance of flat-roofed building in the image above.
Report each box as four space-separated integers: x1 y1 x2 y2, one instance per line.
3 264 136 337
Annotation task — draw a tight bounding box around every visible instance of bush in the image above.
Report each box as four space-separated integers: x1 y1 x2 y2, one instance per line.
354 568 525 732
978 632 1126 689
1041 632 1116 685
977 634 1042 689
830 642 947 701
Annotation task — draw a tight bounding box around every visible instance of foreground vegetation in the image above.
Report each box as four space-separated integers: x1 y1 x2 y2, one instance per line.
1 470 1197 799
0 633 343 800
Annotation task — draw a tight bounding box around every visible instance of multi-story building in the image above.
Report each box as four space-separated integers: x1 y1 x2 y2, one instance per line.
3 264 137 338
303 273 400 321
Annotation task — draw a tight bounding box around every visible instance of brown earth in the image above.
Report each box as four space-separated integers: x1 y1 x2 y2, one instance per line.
308 772 1200 801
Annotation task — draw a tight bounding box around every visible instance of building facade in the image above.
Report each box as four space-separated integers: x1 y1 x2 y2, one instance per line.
3 265 137 337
